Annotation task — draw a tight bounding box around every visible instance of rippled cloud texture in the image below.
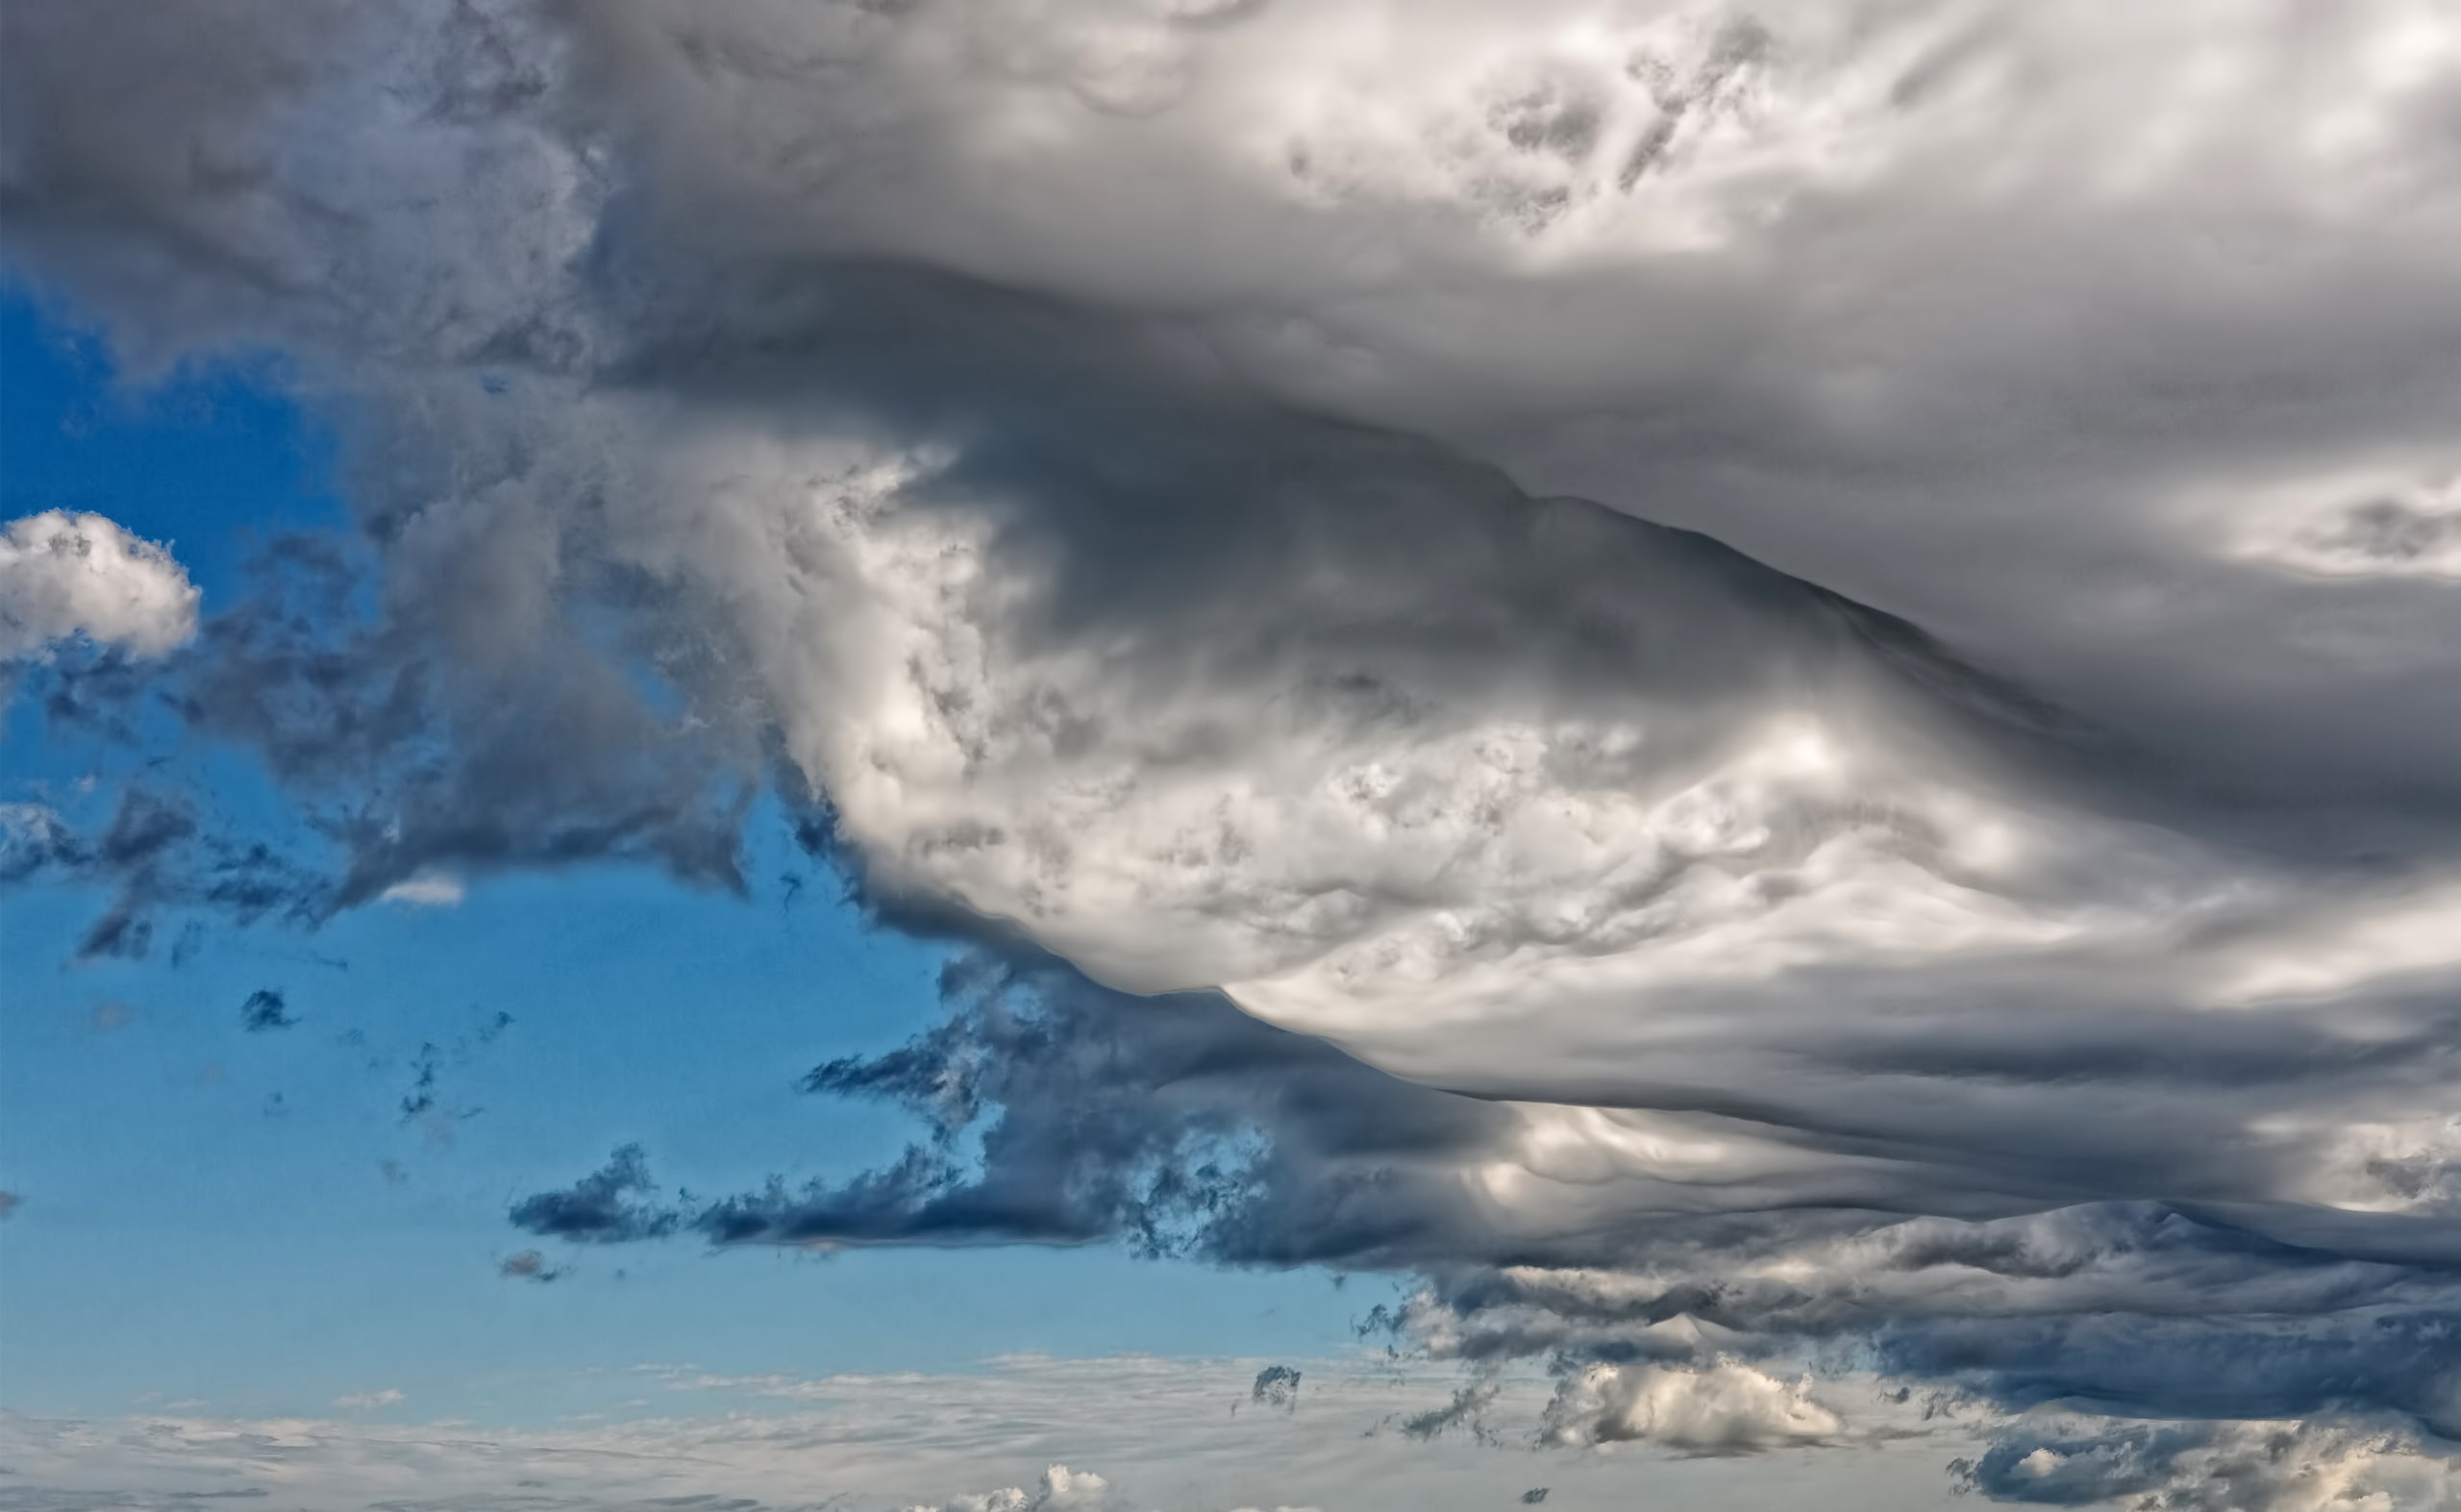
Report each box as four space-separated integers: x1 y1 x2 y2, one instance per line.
7 0 2461 1502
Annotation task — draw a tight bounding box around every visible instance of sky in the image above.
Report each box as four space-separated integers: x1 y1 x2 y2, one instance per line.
5 2 2461 1509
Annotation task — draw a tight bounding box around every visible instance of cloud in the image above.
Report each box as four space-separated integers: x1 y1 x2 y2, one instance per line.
913 1464 1114 1512
1540 1360 1844 1454
0 511 198 662
508 1144 682 1245
10 0 2461 1500
1951 1418 2461 1511
0 1354 1968 1512
497 1250 563 1282
0 790 322 960
1248 1367 1301 1414
377 873 465 906
0 1190 20 1220
238 988 295 1031
510 954 2461 1459
1394 1382 1504 1445
331 1389 404 1412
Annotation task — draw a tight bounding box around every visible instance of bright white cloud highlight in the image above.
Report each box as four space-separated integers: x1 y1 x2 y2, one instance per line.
0 510 198 660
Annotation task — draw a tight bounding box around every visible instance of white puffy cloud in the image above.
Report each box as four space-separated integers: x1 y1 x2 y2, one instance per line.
1541 1359 1845 1453
0 510 198 661
377 872 467 907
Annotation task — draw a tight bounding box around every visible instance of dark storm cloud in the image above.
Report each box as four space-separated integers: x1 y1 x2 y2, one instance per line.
512 950 1507 1258
511 953 2461 1445
681 954 1516 1262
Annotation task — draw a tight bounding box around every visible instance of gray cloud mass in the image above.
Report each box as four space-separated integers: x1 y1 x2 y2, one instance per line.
9 0 2461 1501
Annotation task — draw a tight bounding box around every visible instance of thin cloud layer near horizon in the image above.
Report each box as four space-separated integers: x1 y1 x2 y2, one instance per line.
5 2 2461 1508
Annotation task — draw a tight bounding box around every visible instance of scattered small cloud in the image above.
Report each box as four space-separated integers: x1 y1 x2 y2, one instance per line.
239 987 294 1031
1393 1382 1502 1445
509 1146 682 1244
500 1250 565 1283
400 1043 439 1122
334 1388 405 1412
1249 1366 1301 1414
379 872 465 907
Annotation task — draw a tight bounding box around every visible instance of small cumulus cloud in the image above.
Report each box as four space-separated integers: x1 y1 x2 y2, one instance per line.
1542 1360 1845 1455
0 510 198 661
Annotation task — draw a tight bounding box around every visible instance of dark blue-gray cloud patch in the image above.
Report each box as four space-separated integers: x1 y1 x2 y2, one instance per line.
508 1145 683 1246
239 988 294 1031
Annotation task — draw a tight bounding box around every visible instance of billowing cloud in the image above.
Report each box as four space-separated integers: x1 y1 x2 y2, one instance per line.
9 0 2461 1502
1951 1418 2461 1511
0 511 198 663
1541 1359 1843 1454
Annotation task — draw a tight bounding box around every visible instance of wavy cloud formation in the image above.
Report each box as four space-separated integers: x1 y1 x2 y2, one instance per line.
8 0 2461 1501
